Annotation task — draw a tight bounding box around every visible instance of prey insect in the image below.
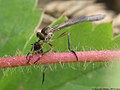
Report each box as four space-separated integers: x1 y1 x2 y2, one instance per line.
26 14 105 84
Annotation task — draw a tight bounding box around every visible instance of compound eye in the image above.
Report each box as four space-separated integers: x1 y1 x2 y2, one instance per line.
41 27 50 35
36 32 45 40
36 32 40 38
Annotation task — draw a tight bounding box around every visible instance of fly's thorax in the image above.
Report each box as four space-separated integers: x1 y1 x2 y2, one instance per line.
36 27 53 41
31 41 41 51
44 32 54 41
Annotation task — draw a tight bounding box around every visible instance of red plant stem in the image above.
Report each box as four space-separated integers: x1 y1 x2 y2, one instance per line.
0 50 120 69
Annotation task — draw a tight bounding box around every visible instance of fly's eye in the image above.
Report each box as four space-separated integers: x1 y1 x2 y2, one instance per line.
36 32 45 40
36 32 40 38
41 27 50 35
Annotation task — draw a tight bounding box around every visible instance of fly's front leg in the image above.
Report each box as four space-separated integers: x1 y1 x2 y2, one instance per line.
33 48 44 64
33 43 54 64
27 40 43 64
26 45 34 64
26 52 33 64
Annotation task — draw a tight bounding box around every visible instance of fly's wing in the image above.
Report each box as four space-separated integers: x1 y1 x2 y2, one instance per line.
49 14 105 33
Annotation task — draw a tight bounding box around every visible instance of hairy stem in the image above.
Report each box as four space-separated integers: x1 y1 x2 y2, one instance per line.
0 50 120 68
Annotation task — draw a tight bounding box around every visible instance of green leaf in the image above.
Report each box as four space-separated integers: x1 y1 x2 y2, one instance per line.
0 0 120 89
0 0 41 56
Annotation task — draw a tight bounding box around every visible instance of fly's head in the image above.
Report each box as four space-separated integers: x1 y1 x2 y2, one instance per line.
36 27 53 42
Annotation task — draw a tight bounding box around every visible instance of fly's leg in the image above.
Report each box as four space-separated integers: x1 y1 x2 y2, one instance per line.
26 45 34 64
47 43 55 52
41 65 48 84
33 48 44 64
67 33 78 61
26 52 32 64
34 43 54 84
33 43 54 64
26 52 30 62
55 32 78 61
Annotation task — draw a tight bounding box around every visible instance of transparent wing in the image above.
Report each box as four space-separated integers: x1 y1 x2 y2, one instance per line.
49 14 105 33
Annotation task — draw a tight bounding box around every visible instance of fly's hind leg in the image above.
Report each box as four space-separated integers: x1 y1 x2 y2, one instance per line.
41 65 48 84
55 31 78 61
67 33 78 61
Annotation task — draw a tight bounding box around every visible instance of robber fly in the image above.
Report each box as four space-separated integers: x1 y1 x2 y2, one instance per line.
26 14 105 63
26 14 105 84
